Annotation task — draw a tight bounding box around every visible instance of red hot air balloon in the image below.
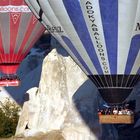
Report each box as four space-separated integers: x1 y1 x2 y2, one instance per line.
0 0 45 86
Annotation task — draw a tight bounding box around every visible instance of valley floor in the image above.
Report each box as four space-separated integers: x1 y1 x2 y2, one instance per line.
0 131 65 140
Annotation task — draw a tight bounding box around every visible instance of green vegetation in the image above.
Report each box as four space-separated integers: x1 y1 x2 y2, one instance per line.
0 98 20 138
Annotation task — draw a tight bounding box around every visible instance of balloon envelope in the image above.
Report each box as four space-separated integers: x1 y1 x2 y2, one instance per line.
26 0 140 104
0 0 45 74
0 0 45 86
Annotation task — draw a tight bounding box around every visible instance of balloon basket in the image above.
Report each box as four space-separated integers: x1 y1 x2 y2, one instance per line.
98 114 134 124
0 75 20 87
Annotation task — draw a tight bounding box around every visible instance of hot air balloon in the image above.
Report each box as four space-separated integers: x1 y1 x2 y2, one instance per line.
26 0 140 123
0 0 45 86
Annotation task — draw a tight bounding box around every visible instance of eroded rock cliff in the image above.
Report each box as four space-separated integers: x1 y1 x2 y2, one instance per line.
16 38 119 140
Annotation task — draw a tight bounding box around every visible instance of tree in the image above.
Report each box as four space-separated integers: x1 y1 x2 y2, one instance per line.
0 98 20 138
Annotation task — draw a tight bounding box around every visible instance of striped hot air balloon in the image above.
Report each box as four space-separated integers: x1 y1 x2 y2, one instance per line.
0 0 45 86
25 0 140 105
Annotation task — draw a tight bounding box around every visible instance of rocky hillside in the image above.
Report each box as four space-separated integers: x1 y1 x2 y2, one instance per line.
15 38 120 140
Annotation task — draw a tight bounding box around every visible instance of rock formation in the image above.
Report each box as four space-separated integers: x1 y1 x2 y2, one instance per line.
16 38 119 140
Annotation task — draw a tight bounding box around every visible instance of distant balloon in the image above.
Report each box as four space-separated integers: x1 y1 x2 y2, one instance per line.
0 0 45 86
26 0 140 104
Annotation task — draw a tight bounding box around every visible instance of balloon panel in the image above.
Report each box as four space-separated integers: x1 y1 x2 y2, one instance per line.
26 0 140 76
25 0 94 75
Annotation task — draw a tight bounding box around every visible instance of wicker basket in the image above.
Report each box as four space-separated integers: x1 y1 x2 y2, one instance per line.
99 114 134 124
